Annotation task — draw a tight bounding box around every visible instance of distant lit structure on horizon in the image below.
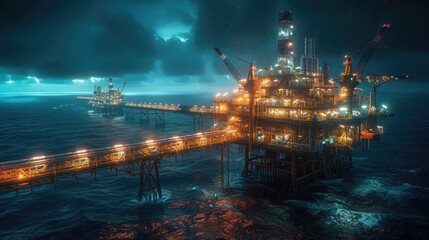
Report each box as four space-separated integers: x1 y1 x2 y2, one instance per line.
91 77 125 106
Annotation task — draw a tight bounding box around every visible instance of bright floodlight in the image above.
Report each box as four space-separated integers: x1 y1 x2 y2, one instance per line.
339 107 347 111
32 155 46 160
361 105 367 109
382 105 387 109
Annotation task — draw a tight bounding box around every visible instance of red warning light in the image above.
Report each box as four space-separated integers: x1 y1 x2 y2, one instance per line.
383 24 391 28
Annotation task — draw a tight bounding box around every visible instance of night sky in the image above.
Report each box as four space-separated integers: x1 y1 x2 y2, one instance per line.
0 0 427 93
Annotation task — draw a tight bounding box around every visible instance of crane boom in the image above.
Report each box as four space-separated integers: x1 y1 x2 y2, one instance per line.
364 75 412 109
354 24 390 78
213 47 243 83
121 81 127 93
365 75 412 87
340 24 390 114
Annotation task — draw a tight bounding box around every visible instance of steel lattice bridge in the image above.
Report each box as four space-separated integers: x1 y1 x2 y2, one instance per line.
0 129 239 201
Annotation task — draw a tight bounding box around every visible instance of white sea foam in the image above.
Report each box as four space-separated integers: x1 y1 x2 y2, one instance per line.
351 178 415 202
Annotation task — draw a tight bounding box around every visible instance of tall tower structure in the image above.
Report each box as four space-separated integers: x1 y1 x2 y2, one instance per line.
108 77 114 91
300 37 319 76
277 10 294 70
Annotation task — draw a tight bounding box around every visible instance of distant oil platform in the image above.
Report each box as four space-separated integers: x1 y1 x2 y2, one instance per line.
91 77 125 106
77 77 126 115
1 10 411 201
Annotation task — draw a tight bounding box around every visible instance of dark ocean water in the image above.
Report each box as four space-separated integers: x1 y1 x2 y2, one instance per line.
0 92 428 240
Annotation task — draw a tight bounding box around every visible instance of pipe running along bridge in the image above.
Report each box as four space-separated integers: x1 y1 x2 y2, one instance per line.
0 129 239 201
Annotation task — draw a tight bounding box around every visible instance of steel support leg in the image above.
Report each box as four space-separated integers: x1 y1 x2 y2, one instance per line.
137 158 162 202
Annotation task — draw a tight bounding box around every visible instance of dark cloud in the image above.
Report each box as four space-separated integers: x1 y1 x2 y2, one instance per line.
0 0 427 82
175 9 196 25
0 0 156 78
158 38 204 76
194 0 428 78
284 0 429 56
91 14 156 76
193 0 280 61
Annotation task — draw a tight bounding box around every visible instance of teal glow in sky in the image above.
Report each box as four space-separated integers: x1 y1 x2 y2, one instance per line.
0 0 426 94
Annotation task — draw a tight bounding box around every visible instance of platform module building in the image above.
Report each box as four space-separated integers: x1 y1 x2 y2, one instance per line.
88 77 125 115
213 10 388 188
91 77 125 106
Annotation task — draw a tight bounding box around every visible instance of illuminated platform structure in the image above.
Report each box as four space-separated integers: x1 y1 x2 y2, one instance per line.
77 77 125 116
0 130 238 201
211 11 403 191
1 10 408 200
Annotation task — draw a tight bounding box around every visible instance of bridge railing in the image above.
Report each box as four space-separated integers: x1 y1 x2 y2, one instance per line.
188 105 214 114
124 102 181 111
0 129 241 191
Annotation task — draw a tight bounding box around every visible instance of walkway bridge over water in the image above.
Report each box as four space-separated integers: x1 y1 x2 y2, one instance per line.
123 102 219 131
77 98 223 131
3 98 380 201
0 129 239 201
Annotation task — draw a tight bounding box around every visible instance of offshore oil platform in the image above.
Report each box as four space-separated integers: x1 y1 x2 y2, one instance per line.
77 77 126 115
211 10 409 189
0 10 409 200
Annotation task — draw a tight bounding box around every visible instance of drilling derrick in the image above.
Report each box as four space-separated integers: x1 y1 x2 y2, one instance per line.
278 11 294 71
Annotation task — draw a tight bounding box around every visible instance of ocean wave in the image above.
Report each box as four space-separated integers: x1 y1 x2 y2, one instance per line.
351 178 416 203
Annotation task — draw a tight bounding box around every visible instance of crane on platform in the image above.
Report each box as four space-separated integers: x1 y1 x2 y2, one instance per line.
213 47 244 83
121 81 127 93
354 24 391 79
364 74 412 110
340 24 390 114
213 46 259 92
213 46 258 176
